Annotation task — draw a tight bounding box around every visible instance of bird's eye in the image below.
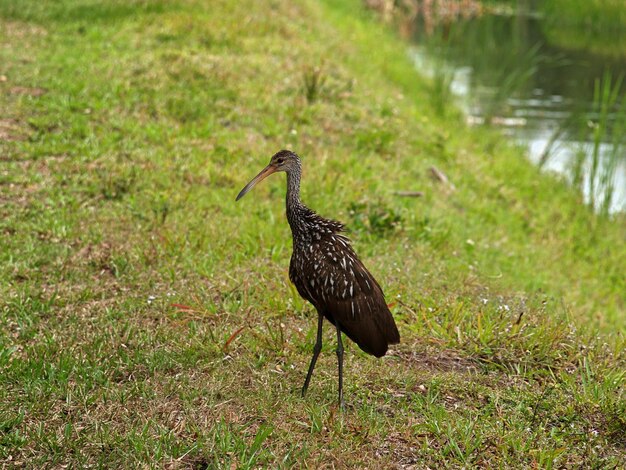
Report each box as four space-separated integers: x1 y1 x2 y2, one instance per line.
276 158 284 165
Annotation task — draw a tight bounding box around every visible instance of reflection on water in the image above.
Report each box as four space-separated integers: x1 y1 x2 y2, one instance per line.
408 7 626 213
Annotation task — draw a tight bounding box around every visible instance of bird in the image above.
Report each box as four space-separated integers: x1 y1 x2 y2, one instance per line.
236 150 400 407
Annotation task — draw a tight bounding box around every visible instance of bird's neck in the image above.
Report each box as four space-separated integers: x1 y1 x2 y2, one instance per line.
285 168 305 233
286 168 301 206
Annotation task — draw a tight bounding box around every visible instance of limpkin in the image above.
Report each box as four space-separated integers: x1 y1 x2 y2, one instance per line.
236 150 400 407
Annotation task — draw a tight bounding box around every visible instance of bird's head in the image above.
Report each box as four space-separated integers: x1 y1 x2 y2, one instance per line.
236 150 300 201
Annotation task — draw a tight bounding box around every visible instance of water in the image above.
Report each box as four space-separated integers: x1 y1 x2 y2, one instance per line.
407 6 626 213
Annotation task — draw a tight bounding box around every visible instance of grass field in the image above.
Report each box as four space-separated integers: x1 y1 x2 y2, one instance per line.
540 0 626 57
1 0 625 467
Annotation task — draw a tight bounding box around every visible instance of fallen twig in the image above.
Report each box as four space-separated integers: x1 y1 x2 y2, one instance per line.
223 326 246 351
429 165 456 191
393 190 424 198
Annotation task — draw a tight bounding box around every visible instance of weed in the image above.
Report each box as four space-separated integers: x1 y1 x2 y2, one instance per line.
96 166 136 201
347 200 403 237
302 65 326 104
570 72 625 214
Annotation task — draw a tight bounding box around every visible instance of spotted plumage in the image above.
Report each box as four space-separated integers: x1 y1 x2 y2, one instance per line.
287 206 399 357
236 149 400 406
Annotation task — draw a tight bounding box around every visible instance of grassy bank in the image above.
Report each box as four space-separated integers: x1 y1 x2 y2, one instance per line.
541 0 626 57
541 0 626 30
487 0 626 56
1 0 624 467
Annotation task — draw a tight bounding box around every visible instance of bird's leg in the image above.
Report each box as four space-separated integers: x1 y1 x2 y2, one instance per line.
301 313 324 398
335 323 345 410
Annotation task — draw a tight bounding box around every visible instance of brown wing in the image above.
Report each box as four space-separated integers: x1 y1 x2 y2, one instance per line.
291 233 400 357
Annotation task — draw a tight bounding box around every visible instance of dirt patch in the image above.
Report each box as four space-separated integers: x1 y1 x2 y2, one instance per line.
372 431 430 467
9 86 47 97
395 348 478 372
1 20 47 39
0 118 26 141
71 241 114 268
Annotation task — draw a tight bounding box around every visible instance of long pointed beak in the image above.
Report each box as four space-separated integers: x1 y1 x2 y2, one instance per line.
235 165 277 201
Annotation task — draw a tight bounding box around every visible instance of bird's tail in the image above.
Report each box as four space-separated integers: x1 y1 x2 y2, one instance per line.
335 307 399 358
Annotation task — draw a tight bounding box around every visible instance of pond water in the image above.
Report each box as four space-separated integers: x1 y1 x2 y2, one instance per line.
407 5 626 213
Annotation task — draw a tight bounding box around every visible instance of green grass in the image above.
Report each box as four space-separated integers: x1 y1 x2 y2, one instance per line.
1 0 625 467
542 0 626 33
489 0 626 57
